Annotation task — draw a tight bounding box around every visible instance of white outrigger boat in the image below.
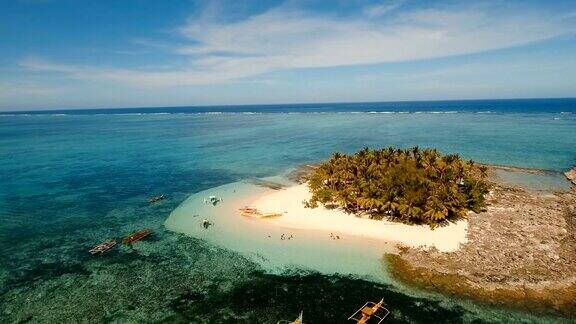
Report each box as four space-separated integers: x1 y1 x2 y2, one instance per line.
203 195 222 205
89 239 117 255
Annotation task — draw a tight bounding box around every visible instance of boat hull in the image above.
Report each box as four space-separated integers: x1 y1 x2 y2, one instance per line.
123 229 152 244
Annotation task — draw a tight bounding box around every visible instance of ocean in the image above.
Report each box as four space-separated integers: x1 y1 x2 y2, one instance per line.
0 98 575 323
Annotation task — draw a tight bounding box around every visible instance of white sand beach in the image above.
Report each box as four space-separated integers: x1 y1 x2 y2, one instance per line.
165 178 468 278
251 183 468 252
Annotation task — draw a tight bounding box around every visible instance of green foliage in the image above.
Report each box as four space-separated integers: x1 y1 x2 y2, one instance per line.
305 147 489 226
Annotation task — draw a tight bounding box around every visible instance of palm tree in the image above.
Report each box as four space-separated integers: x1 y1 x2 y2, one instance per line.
305 147 488 226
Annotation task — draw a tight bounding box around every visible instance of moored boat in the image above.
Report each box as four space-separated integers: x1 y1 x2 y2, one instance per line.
89 239 117 255
239 207 282 219
348 298 389 323
123 229 152 244
203 195 222 205
291 311 303 324
149 194 165 203
277 311 303 324
239 207 258 213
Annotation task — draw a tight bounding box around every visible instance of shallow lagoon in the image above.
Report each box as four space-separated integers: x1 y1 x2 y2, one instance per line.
1 100 576 322
494 169 572 191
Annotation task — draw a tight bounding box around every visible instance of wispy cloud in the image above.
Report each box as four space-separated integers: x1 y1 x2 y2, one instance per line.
20 57 253 87
19 1 576 87
364 0 405 17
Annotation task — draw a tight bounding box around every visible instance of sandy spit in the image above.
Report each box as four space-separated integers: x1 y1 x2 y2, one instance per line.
250 183 468 252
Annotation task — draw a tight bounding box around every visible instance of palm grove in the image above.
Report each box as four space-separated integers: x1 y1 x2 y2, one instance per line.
305 147 489 226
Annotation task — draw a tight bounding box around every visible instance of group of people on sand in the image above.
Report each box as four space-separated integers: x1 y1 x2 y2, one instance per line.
267 233 294 240
329 232 341 240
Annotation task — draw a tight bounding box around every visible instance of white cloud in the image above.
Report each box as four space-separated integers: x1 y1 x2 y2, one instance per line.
19 1 576 87
364 0 405 17
20 58 253 87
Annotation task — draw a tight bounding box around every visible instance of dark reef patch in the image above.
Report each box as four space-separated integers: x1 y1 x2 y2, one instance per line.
166 272 468 324
1 233 473 324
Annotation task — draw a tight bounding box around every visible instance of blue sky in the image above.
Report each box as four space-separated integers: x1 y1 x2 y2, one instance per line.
1 0 576 110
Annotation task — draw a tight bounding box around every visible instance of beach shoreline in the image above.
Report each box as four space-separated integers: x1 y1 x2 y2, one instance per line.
249 183 468 253
164 178 399 279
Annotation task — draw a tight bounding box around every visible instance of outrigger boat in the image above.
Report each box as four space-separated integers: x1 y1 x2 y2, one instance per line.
239 207 282 219
89 239 117 255
239 207 258 214
348 299 389 323
149 194 165 203
202 219 213 229
277 311 303 324
123 229 152 245
203 195 222 206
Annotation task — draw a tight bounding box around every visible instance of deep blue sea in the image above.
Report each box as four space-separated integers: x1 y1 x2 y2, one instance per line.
0 98 575 323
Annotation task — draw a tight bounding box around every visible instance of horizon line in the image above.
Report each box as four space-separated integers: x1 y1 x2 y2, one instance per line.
1 96 575 114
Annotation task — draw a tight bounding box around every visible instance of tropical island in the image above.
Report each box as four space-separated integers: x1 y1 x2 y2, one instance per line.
166 147 576 318
259 148 575 316
304 147 488 226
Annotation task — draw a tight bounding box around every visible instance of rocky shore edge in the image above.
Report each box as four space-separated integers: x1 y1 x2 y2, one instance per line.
385 166 576 317
385 253 576 316
565 166 576 186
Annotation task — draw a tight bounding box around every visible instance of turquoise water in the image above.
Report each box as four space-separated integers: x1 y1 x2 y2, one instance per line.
494 169 571 191
1 100 575 322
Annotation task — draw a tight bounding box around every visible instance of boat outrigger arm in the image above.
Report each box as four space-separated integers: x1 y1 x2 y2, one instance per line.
277 311 303 324
291 311 303 324
348 298 390 324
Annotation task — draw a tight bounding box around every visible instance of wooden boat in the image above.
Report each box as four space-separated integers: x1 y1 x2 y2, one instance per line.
277 311 303 324
290 311 303 324
89 239 117 255
239 207 258 213
239 207 282 219
123 229 152 244
348 299 389 323
149 194 165 203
